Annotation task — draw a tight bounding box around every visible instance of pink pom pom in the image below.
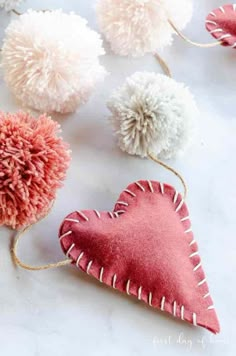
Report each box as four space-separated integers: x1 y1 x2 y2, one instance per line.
96 0 193 56
0 112 71 229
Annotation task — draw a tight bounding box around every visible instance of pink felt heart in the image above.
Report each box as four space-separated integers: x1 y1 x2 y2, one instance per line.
59 180 220 333
206 4 236 47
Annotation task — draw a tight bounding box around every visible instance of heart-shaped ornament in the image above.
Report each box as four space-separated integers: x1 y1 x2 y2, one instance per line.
206 4 236 48
59 180 220 333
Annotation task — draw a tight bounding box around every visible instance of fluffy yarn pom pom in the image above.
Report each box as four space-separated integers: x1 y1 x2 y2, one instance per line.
0 112 71 229
1 10 106 113
108 72 197 159
96 0 193 56
0 0 23 11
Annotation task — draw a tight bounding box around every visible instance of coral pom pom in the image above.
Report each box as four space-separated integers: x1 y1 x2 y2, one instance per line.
1 10 106 113
108 72 197 159
0 112 71 229
96 0 193 56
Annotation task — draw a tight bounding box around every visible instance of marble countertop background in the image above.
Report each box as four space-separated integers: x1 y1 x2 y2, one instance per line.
0 0 235 355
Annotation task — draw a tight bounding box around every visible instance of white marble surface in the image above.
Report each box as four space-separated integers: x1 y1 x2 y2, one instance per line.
0 1 235 355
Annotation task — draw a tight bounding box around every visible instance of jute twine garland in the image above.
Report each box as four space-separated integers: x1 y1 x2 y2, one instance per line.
0 10 221 71
10 8 190 271
11 155 187 271
10 9 222 50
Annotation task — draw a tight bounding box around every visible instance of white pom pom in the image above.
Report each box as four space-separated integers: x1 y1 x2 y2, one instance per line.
1 10 106 113
0 0 23 11
108 72 197 159
96 0 193 56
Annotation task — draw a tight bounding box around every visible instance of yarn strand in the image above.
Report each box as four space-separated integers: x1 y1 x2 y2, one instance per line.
154 21 221 74
148 152 187 200
11 9 50 15
168 19 221 48
154 52 172 77
11 199 72 271
11 9 21 15
12 225 72 271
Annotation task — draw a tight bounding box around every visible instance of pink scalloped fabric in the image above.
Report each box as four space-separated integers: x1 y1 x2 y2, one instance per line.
206 4 236 48
59 180 220 333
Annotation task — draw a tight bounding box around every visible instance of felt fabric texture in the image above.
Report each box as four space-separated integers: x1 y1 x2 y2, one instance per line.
59 180 220 334
206 4 236 47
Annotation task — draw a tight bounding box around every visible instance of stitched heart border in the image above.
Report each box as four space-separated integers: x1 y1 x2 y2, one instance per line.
206 4 236 48
59 180 220 334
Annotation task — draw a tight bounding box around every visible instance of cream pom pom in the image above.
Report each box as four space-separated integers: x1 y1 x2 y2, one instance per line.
0 0 23 11
108 72 197 159
96 0 193 56
1 10 106 113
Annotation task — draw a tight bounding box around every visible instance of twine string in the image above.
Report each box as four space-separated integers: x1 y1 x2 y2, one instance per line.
11 203 72 271
154 19 221 78
11 9 50 15
154 52 172 78
168 19 221 48
11 9 21 15
148 152 187 200
12 225 72 271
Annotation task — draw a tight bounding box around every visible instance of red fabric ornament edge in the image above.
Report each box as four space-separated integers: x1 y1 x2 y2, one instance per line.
206 4 236 48
59 180 220 334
